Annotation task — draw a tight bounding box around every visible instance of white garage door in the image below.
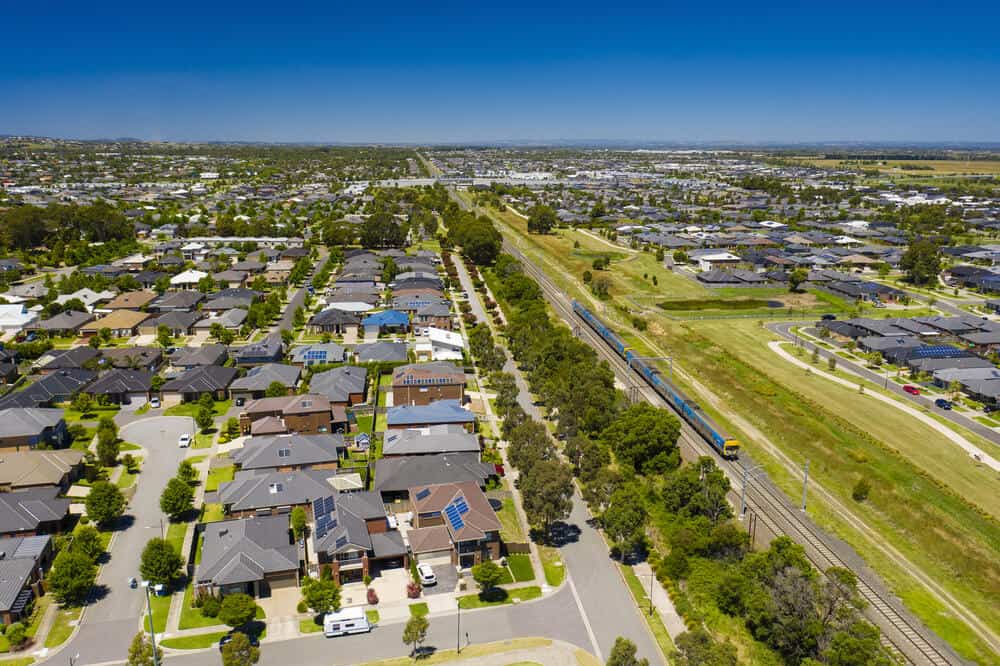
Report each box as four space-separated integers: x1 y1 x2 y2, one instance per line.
417 550 453 566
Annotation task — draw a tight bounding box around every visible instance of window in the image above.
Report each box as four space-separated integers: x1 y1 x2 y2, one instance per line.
278 448 290 458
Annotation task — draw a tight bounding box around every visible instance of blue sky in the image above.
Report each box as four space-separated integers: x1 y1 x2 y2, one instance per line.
4 1 999 143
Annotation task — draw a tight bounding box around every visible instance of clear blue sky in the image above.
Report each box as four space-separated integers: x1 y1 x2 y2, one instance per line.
5 1 999 144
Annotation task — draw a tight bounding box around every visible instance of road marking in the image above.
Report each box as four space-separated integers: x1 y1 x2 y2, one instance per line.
565 567 603 661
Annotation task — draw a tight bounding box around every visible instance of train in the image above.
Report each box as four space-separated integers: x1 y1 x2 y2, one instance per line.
572 300 741 459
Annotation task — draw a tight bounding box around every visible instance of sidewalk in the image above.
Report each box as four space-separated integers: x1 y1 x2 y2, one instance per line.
632 563 686 640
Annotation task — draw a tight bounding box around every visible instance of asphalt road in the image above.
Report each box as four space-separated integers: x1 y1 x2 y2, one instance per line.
41 416 196 666
769 321 1000 448
452 252 663 664
272 248 328 334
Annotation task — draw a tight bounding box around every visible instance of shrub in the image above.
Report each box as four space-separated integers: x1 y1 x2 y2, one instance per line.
852 478 871 502
201 595 221 618
296 600 308 613
406 581 422 599
367 587 379 605
5 622 25 647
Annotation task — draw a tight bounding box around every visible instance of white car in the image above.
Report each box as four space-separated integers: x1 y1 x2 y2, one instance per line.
177 434 192 448
417 563 437 586
149 397 160 409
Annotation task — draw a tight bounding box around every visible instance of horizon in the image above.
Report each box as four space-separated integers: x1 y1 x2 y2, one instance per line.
5 1 1000 143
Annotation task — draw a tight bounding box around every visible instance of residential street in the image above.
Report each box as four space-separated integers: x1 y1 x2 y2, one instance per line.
271 248 328 334
452 254 663 664
40 417 195 665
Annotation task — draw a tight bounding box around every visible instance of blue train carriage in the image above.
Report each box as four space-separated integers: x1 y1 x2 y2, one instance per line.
683 400 740 459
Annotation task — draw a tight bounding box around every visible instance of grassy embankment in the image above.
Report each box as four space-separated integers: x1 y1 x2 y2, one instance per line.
480 199 1000 664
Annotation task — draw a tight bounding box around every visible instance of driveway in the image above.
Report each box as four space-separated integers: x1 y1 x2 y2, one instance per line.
423 564 459 595
40 416 195 665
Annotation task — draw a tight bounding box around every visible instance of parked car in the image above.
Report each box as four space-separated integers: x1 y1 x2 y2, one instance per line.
984 404 998 413
218 630 259 650
417 563 437 586
178 434 192 448
149 397 160 409
902 385 921 396
820 313 837 321
934 398 953 410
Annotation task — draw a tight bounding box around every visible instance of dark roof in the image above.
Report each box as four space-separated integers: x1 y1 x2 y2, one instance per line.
0 487 69 535
309 308 361 326
374 453 494 494
230 363 300 391
354 342 408 363
309 366 367 403
0 370 96 409
233 334 283 362
87 369 154 395
38 347 99 372
169 344 229 368
313 491 404 557
232 434 345 471
219 469 335 512
162 365 239 393
29 310 94 332
383 425 479 456
196 515 297 587
99 347 163 370
148 311 202 330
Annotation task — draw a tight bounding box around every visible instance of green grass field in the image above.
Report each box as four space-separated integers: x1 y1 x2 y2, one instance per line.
457 586 542 609
538 546 565 588
165 399 231 418
159 631 228 649
506 553 535 582
496 498 526 542
205 464 234 492
44 606 82 648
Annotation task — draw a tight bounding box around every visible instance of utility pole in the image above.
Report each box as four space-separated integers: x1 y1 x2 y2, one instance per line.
456 599 462 654
801 460 810 512
142 581 162 666
739 461 765 520
648 571 654 616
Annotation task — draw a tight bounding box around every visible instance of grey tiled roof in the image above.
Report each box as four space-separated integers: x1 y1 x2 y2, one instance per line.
231 434 344 471
196 515 297 587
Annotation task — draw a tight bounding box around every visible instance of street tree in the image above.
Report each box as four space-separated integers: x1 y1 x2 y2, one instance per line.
196 405 215 433
96 429 120 467
519 459 574 538
789 267 809 293
402 615 429 657
160 477 195 520
220 631 259 666
127 631 163 666
602 486 647 556
139 537 182 586
899 239 941 285
156 324 173 349
85 481 125 527
599 403 681 474
68 524 105 562
672 628 737 666
177 458 198 485
49 549 97 605
607 637 649 666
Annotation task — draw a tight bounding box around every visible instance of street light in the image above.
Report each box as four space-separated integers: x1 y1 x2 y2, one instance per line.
140 580 164 666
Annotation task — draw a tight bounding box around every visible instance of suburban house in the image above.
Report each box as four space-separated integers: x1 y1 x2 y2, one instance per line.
382 425 480 457
80 310 151 338
233 334 284 366
213 270 249 289
218 469 336 518
27 310 95 337
231 434 346 472
168 344 229 370
0 487 71 537
230 363 301 402
0 535 53 624
374 454 496 503
307 309 361 336
139 311 203 337
264 260 295 284
104 290 157 311
309 366 368 406
36 348 100 374
355 342 408 363
193 308 247 333
195 515 299 598
406 481 501 569
170 269 209 289
0 370 96 410
0 449 84 492
287 343 346 368
386 399 475 431
160 366 239 406
391 361 465 406
239 394 348 435
312 492 408 584
100 347 164 372
361 310 410 335
149 290 205 313
414 301 454 331
83 369 154 405
0 409 69 452
421 328 466 362
0 305 39 334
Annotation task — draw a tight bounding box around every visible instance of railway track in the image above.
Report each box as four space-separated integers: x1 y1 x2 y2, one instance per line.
502 239 959 666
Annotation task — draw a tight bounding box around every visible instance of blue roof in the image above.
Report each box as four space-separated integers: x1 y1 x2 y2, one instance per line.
362 310 409 327
386 399 476 426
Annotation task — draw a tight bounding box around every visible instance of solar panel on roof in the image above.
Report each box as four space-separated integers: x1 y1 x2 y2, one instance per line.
324 496 336 514
315 523 327 539
415 488 431 501
446 511 464 531
453 497 469 514
329 518 337 529
335 535 348 549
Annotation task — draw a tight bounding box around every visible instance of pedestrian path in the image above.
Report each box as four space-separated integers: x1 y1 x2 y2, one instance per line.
632 562 686 640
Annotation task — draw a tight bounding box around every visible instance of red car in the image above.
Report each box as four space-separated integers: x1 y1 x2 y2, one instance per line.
902 385 921 395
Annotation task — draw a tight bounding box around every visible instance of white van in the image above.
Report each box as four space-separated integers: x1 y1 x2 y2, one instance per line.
324 607 372 637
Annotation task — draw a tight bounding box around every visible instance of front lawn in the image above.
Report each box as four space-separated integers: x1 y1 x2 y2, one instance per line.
495 498 525 542
299 618 323 634
44 606 82 648
201 503 224 524
147 590 172 634
116 466 138 489
354 414 374 433
457 586 541 609
506 553 535 582
193 432 215 449
538 546 565 587
205 465 234 492
159 631 229 650
62 405 120 424
179 583 226 630
164 399 231 418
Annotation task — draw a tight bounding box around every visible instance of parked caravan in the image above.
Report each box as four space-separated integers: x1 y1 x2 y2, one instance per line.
324 607 372 637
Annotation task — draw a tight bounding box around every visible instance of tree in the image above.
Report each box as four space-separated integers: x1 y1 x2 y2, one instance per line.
139 537 182 585
48 549 97 605
177 459 198 485
160 477 194 520
99 327 112 345
519 459 574 537
291 506 307 541
672 628 737 666
527 205 556 234
68 524 105 562
899 239 941 285
156 324 173 349
673 250 688 264
606 636 649 666
602 487 647 555
196 405 215 433
360 211 406 249
5 622 25 649
789 267 809 293
301 576 341 614
85 481 125 527
71 391 93 415
851 478 871 502
89 335 101 349
264 381 288 398
471 560 504 594
219 592 258 628
599 403 681 474
402 615 429 657
220 631 259 666
96 430 120 467
127 631 163 666
822 621 891 666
